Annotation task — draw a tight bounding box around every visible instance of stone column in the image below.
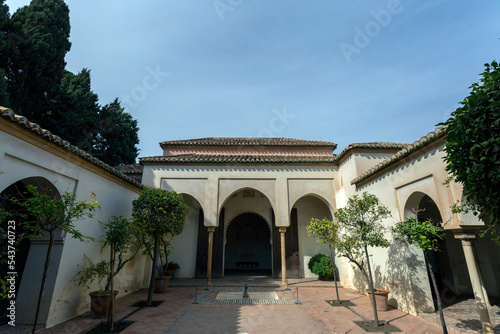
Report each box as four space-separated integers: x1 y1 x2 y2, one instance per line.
279 227 287 287
454 232 493 334
207 226 216 287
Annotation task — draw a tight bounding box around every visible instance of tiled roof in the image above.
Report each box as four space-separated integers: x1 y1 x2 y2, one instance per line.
351 127 447 185
334 142 410 164
114 163 144 174
160 137 337 149
140 153 337 164
1 107 144 189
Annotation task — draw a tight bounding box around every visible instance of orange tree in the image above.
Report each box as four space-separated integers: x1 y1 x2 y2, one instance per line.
334 192 391 327
132 188 187 306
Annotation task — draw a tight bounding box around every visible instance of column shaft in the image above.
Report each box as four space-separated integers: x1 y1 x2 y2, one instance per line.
280 227 287 286
459 237 493 333
207 226 216 287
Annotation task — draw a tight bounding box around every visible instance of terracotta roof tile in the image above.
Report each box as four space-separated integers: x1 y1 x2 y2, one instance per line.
160 137 337 149
140 153 337 164
114 163 144 174
351 127 447 185
1 107 144 189
334 142 410 163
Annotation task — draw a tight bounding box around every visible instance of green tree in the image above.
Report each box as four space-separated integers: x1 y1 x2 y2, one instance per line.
101 215 140 332
52 69 100 152
440 61 500 239
132 189 188 306
307 217 341 305
2 1 140 165
8 185 99 333
6 0 71 121
0 0 10 106
93 99 140 165
392 218 448 334
334 192 391 327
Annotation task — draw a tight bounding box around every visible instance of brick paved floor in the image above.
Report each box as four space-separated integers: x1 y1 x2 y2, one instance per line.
1 277 498 333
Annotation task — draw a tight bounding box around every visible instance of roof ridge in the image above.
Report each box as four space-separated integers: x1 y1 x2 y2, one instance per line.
350 126 447 185
1 107 143 189
334 142 411 164
160 137 337 148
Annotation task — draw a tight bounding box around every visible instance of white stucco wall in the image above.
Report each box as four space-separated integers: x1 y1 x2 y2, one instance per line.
0 127 148 327
337 142 500 314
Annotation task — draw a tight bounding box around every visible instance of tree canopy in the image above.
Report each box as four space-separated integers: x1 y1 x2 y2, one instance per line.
0 0 139 166
441 61 500 232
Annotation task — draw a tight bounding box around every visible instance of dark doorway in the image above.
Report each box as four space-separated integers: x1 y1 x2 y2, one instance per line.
224 213 272 276
0 181 32 325
418 195 469 306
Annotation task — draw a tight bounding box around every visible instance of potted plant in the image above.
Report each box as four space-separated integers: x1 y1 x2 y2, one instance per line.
76 216 139 326
76 255 117 319
165 262 180 280
132 189 188 305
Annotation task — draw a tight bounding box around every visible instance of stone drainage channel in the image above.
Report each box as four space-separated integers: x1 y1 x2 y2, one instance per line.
193 284 301 305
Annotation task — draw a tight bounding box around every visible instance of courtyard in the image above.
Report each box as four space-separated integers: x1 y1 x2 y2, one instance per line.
1 276 498 334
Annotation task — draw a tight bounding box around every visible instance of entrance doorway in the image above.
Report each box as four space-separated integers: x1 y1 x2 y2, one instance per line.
224 213 272 276
417 195 469 306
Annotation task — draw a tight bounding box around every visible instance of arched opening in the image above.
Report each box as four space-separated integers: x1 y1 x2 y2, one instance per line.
291 194 333 278
219 188 274 277
406 193 471 308
0 177 63 326
224 212 272 276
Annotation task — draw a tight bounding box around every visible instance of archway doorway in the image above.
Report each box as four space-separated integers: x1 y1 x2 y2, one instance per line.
0 177 63 326
416 195 470 306
224 212 272 276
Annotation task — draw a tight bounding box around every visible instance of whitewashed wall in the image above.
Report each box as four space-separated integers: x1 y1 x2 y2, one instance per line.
0 127 148 327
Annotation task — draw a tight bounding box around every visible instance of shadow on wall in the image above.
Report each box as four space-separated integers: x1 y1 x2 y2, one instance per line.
384 243 432 313
350 262 384 295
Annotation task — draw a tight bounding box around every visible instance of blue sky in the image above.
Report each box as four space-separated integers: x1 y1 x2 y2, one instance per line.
5 0 500 159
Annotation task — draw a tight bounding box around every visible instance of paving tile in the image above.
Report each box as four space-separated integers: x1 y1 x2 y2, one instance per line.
5 277 496 334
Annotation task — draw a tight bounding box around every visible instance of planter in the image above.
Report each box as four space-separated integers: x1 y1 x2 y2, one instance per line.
154 276 171 293
366 289 390 312
89 290 118 319
166 269 177 280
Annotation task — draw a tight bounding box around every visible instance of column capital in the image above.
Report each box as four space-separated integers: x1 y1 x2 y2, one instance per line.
207 226 216 233
454 232 477 241
279 227 287 233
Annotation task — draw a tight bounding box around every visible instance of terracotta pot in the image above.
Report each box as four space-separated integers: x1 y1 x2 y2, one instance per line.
89 290 118 319
154 276 171 293
366 289 390 312
166 269 177 280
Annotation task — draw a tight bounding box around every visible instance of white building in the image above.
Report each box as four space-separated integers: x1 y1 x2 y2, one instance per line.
1 106 498 328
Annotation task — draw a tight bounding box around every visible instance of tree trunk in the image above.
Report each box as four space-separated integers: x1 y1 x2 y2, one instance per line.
32 231 53 334
364 245 380 327
329 245 340 305
424 251 448 334
146 234 159 306
108 242 115 332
